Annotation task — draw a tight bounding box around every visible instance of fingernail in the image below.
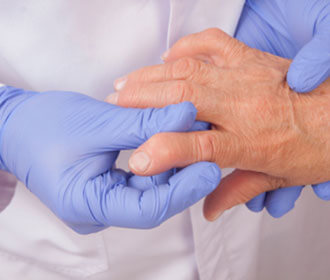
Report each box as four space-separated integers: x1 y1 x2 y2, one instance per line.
106 92 119 104
114 76 127 91
161 49 170 61
129 151 151 173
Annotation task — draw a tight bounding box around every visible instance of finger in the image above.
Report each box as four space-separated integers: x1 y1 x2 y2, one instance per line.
287 12 330 92
77 162 221 231
312 181 330 200
203 169 287 221
60 168 129 234
127 170 174 192
138 162 221 228
98 101 197 150
108 81 224 123
162 28 248 67
264 186 303 218
112 58 220 91
188 121 210 132
128 130 239 176
245 192 266 213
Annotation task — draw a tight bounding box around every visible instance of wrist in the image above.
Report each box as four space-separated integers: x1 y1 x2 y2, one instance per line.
295 78 330 136
0 86 35 171
289 78 330 182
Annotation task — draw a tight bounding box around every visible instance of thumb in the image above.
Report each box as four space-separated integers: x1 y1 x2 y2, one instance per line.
203 170 287 221
287 14 330 92
137 162 221 228
74 162 221 231
128 130 238 176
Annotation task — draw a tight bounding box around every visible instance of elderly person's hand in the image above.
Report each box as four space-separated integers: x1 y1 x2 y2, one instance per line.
236 0 330 215
106 28 330 220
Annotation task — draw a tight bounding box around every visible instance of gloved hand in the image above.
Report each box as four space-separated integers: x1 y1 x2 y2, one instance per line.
235 0 330 217
0 86 221 234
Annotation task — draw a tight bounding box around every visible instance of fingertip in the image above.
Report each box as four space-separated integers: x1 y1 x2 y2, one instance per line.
161 162 221 220
179 101 197 121
287 37 330 93
189 121 210 132
106 92 119 104
142 102 197 142
161 49 171 61
287 66 322 93
181 162 221 193
265 186 303 218
207 164 222 192
210 163 222 184
203 209 224 222
114 76 127 91
266 204 293 219
245 193 266 213
287 61 313 93
178 162 221 195
312 182 330 201
160 102 197 132
201 162 222 187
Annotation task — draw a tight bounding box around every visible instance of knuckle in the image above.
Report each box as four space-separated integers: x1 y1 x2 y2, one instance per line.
195 133 217 162
148 133 175 159
203 28 223 40
170 57 201 79
121 82 139 96
172 80 193 103
202 28 246 64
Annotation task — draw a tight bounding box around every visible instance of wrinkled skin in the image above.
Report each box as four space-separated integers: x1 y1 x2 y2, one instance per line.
106 28 330 220
236 0 330 216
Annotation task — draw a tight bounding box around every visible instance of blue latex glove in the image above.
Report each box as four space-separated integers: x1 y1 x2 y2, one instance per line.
235 0 330 217
0 86 221 234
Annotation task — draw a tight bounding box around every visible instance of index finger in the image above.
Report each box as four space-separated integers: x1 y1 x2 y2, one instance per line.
113 57 221 91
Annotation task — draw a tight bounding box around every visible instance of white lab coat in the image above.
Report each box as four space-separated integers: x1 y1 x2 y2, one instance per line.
1 1 330 280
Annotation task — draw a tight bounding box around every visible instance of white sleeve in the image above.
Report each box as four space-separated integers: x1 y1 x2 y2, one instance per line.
0 171 16 212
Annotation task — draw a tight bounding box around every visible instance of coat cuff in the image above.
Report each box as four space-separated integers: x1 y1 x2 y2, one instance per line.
0 170 17 212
